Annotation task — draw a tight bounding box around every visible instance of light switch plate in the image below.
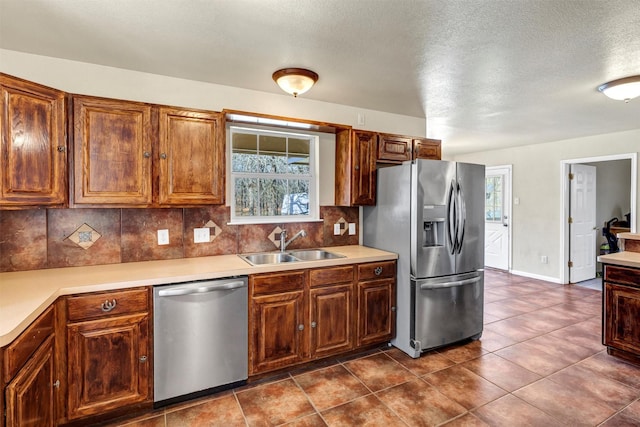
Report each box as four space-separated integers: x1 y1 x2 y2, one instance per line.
157 229 169 245
348 223 356 235
194 227 210 243
334 223 341 235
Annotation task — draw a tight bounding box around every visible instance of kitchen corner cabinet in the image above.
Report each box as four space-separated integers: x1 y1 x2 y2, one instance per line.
357 261 396 346
0 74 67 208
158 107 225 205
377 133 412 163
2 305 57 427
249 261 396 376
72 95 225 207
335 129 377 206
603 264 640 365
412 138 441 160
63 287 152 421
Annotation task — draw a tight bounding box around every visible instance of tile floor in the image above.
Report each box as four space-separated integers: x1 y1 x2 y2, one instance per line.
107 269 640 426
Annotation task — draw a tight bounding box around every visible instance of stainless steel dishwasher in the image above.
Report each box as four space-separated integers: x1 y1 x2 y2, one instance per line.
153 276 248 406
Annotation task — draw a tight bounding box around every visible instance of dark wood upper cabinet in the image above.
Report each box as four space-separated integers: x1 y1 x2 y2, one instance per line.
158 107 225 205
412 138 441 160
72 96 153 206
377 133 412 163
0 74 67 208
335 129 377 206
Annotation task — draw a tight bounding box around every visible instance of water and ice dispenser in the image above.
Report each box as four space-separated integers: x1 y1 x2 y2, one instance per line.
422 205 446 247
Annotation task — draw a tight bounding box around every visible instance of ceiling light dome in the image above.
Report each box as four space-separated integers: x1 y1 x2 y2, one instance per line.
272 68 318 97
598 75 640 103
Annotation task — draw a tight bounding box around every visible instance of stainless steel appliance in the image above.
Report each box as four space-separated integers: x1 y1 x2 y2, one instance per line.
153 277 248 406
363 159 485 358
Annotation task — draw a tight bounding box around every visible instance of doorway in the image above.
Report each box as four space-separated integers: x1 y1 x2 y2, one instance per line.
485 165 512 270
560 153 637 284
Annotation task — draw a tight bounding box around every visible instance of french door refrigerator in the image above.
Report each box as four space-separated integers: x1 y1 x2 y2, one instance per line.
363 159 485 358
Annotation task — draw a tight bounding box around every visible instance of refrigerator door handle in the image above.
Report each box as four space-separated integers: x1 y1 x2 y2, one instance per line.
419 276 481 290
456 181 466 254
447 181 457 254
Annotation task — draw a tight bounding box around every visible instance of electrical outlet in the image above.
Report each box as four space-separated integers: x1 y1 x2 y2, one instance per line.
348 223 356 235
194 227 210 243
357 113 366 126
541 255 548 264
157 229 169 245
334 223 341 235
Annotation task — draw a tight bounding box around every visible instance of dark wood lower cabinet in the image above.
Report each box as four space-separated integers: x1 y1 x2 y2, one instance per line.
5 336 55 427
310 284 353 358
603 264 640 365
357 279 395 347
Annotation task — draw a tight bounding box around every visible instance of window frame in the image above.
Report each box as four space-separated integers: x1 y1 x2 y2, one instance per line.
228 124 320 225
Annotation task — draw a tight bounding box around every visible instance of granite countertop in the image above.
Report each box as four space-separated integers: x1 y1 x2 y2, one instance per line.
0 245 396 347
598 251 640 269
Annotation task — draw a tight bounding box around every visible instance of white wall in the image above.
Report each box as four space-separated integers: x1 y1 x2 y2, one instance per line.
454 130 640 282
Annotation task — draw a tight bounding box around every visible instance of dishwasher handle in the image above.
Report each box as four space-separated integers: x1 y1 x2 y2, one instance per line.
157 280 246 297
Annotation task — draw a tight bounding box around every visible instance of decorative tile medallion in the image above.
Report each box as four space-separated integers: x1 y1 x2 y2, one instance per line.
204 220 222 242
268 226 284 248
67 223 101 250
337 217 348 236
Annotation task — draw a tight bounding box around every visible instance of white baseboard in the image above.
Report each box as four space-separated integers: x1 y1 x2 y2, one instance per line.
509 269 563 284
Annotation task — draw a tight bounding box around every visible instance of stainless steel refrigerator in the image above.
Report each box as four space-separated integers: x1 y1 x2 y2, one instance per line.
363 159 485 358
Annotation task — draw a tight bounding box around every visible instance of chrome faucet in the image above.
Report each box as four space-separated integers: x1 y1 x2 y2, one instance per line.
280 229 307 252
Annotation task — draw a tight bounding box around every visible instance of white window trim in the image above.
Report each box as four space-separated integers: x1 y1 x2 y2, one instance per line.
228 125 320 225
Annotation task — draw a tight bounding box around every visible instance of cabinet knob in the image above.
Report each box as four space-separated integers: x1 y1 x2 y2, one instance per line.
143 151 151 158
101 299 117 312
139 355 148 363
160 153 167 159
374 267 383 276
53 380 60 389
57 146 66 153
354 165 360 170
311 321 317 328
298 324 304 331
391 306 396 312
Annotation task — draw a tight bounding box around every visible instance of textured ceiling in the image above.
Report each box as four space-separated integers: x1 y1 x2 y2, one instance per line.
1 0 639 155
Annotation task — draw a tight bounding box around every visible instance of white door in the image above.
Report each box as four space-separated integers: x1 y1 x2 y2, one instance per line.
569 164 597 283
485 167 511 270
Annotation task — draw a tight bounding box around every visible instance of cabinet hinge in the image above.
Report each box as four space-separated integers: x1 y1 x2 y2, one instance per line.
568 217 573 224
569 173 574 180
568 261 574 268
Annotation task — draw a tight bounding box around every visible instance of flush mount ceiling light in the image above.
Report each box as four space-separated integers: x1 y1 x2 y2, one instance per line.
272 68 318 97
598 75 640 103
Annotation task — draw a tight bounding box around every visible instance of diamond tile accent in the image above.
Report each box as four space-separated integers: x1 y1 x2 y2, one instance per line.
337 217 347 236
268 226 284 248
204 220 222 242
67 223 101 250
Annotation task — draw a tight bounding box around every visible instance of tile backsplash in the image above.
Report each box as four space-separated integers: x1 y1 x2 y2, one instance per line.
0 206 359 272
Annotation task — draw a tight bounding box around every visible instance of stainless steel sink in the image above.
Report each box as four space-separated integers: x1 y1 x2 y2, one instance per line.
287 249 345 261
239 249 345 265
240 253 299 266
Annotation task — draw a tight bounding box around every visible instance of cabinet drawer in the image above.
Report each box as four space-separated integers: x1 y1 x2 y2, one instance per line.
67 288 150 322
604 265 640 288
3 305 54 384
251 271 306 296
310 266 354 288
358 261 396 281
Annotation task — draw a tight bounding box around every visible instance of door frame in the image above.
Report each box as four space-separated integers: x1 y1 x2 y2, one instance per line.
560 153 637 284
485 165 513 271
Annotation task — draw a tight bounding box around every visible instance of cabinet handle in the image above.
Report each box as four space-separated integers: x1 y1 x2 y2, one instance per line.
143 151 151 158
57 146 66 153
160 153 167 159
298 324 304 331
139 355 148 363
311 321 317 328
53 380 60 389
374 267 383 276
101 299 117 312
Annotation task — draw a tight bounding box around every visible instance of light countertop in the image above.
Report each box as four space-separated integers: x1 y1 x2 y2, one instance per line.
598 251 640 269
0 245 397 347
617 232 640 240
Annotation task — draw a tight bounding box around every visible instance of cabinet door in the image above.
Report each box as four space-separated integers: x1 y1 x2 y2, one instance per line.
5 335 55 427
0 74 66 207
412 138 441 160
604 281 640 355
377 134 411 163
72 96 153 206
250 291 305 375
310 284 353 358
158 108 225 205
351 130 377 205
357 279 395 347
66 313 150 419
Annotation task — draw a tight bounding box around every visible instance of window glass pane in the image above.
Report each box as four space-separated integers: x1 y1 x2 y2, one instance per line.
258 178 287 216
281 180 309 215
234 177 258 216
288 138 310 175
232 133 258 172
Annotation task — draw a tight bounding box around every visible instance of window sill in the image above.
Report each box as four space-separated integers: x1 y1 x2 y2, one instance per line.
228 218 323 226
